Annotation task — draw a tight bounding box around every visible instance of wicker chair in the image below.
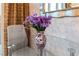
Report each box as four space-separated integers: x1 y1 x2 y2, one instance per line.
7 25 37 56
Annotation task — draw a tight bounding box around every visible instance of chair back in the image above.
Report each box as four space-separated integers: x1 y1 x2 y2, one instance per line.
7 25 28 47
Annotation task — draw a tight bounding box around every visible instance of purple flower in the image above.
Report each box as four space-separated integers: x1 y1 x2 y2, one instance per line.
32 13 37 16
24 13 53 31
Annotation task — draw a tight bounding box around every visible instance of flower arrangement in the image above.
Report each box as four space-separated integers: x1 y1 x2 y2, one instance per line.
23 13 52 56
23 13 52 32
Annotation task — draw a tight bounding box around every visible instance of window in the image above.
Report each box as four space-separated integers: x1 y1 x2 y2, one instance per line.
49 3 57 11
44 3 65 12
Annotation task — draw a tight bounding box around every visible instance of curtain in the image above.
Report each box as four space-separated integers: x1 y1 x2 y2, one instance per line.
3 3 29 55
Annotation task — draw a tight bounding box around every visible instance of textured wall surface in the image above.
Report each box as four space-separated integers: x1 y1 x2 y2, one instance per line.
29 3 40 15
31 17 79 56
45 17 79 56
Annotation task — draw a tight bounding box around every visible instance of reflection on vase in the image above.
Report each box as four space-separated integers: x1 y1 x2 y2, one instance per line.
35 31 46 56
